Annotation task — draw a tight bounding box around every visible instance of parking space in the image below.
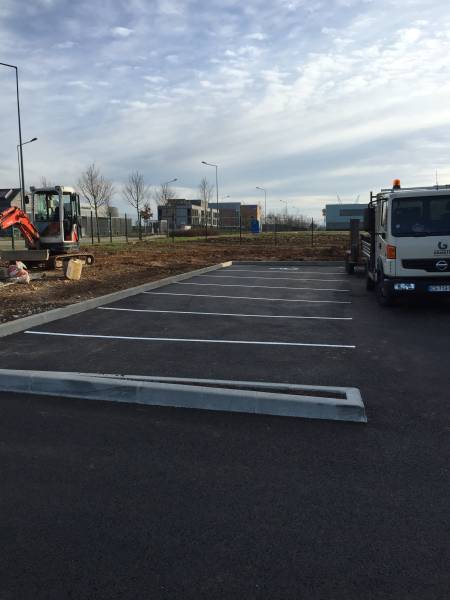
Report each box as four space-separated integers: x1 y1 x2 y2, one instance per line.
2 261 450 598
1 262 450 413
0 263 361 387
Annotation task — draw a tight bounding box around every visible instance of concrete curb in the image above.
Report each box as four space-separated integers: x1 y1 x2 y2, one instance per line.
0 261 233 338
232 261 345 266
0 369 367 423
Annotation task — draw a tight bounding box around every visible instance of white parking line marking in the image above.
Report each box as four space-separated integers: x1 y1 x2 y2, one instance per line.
268 267 345 271
143 292 351 304
211 274 346 282
176 282 349 292
98 307 352 320
25 331 355 349
224 269 346 275
199 274 348 283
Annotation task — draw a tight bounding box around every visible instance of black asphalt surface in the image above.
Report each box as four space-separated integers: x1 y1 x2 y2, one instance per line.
1 263 450 599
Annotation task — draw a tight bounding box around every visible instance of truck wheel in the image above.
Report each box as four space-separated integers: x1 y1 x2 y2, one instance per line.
375 270 394 306
345 261 355 275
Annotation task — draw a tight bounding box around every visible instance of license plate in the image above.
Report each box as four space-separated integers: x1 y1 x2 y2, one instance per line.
428 285 450 292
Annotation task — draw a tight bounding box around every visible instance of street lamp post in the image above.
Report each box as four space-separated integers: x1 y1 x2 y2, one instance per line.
279 199 288 221
256 186 267 228
0 62 26 210
17 137 37 197
201 161 219 228
162 177 177 202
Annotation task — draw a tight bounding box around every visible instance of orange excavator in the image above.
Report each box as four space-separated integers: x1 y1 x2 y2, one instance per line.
0 206 41 248
0 185 93 268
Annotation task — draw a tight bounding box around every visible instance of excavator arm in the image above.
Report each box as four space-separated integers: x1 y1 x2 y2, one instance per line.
0 206 40 248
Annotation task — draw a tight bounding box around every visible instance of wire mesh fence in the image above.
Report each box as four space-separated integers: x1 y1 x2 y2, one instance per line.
1 211 343 251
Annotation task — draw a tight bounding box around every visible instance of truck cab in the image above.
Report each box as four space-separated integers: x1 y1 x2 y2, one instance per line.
367 180 450 304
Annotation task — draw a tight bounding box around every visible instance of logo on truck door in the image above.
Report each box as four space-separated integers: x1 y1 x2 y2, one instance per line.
434 241 450 256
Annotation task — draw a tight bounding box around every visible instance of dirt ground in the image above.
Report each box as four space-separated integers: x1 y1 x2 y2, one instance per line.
0 232 348 324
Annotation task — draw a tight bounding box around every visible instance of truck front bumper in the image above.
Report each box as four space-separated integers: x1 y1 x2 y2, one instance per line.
383 277 450 296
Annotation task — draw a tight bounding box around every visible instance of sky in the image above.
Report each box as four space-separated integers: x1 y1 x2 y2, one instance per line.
1 0 450 220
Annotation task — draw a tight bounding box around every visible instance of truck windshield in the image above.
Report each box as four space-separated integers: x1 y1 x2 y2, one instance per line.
391 196 450 236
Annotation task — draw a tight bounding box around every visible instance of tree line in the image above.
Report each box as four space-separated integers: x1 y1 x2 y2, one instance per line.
41 164 216 243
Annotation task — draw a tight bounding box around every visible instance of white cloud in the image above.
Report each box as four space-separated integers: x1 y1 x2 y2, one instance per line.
111 26 133 37
67 80 91 89
1 0 450 220
54 41 75 49
397 27 423 44
143 75 167 84
158 0 184 16
247 32 267 41
126 100 148 109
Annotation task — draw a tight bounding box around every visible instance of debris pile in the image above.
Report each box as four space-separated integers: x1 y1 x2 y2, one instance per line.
4 261 30 284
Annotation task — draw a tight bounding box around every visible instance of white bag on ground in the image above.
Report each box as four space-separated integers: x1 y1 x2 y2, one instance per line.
7 261 30 284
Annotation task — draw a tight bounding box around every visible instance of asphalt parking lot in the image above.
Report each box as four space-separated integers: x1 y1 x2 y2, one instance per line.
2 263 356 384
1 262 449 599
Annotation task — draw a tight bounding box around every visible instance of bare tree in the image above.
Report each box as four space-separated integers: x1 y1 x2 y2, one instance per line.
123 171 150 240
78 163 115 243
198 177 213 225
153 182 176 206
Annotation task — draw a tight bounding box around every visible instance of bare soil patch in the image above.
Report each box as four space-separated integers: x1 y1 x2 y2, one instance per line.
0 232 348 323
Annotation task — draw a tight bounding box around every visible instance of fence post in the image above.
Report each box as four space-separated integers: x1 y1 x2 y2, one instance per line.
125 213 128 243
90 211 94 245
274 218 277 245
171 207 175 244
239 215 242 244
11 226 15 249
109 213 113 243
311 218 314 247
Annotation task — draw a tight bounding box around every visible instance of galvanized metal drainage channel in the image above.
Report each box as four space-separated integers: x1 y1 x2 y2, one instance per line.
0 370 367 423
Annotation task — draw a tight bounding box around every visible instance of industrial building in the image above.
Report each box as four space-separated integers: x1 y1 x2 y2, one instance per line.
208 202 261 231
210 201 241 228
157 199 262 232
240 204 261 232
324 203 366 230
158 199 219 231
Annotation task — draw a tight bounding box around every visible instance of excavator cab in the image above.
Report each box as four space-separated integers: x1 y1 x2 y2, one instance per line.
30 186 82 253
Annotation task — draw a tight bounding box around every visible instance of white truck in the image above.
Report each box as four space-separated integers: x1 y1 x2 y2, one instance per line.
346 180 450 305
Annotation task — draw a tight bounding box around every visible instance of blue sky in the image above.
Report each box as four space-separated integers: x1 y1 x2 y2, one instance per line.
1 0 450 219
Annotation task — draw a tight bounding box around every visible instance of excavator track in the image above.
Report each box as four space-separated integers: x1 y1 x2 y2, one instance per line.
51 253 95 269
